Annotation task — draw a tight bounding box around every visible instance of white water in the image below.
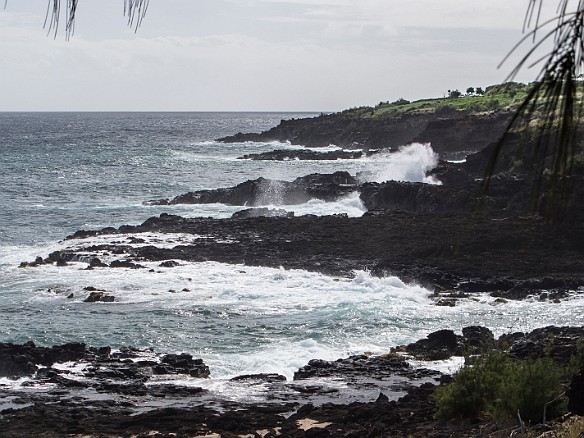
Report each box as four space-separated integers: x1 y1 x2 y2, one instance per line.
1 112 581 402
358 143 441 184
3 234 584 381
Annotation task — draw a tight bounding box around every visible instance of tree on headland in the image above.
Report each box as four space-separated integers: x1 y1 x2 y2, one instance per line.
466 87 475 95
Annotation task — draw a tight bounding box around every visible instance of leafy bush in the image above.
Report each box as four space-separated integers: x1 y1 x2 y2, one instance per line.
434 351 567 424
435 104 457 116
392 98 410 106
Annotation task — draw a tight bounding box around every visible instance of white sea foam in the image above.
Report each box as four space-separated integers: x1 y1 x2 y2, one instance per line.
358 143 441 184
3 253 584 381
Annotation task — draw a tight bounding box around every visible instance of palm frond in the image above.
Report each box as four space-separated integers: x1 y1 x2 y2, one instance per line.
491 0 584 220
42 0 149 39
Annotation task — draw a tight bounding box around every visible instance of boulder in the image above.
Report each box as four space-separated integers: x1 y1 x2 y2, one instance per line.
405 329 460 360
84 292 115 303
154 353 210 378
231 208 294 219
460 326 494 354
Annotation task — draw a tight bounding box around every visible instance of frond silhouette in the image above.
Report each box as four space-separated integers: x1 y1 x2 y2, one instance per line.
492 0 584 219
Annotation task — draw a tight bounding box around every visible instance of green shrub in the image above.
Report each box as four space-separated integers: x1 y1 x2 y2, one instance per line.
493 357 566 423
392 98 410 106
435 104 457 116
434 351 568 424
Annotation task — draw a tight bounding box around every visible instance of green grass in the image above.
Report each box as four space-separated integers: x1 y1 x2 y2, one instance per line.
337 82 531 120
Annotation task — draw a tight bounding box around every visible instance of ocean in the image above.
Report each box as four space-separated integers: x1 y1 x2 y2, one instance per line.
1 112 583 391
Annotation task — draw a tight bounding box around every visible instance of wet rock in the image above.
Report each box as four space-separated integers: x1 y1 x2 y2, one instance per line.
507 326 584 364
159 260 181 268
435 298 456 307
154 353 210 378
0 342 90 378
109 260 144 269
231 207 294 219
88 258 108 268
405 329 459 360
18 256 52 268
461 326 494 354
231 373 287 383
238 148 368 161
294 354 412 380
84 292 115 303
147 384 205 398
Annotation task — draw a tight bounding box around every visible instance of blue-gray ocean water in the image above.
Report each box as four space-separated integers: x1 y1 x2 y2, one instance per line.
1 112 583 381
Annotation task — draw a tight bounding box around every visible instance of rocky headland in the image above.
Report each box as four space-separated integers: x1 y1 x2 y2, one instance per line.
7 84 584 436
219 110 514 161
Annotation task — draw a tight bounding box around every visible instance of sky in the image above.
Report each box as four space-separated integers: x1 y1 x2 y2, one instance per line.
0 0 558 111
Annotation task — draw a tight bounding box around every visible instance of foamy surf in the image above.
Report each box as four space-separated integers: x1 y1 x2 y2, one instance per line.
2 246 584 381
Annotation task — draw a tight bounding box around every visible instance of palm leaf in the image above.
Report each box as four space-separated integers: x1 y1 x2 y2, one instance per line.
41 0 149 39
491 0 584 220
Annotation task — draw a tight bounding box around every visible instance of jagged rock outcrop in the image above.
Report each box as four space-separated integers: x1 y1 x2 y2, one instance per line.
144 171 358 207
238 148 376 161
231 207 294 219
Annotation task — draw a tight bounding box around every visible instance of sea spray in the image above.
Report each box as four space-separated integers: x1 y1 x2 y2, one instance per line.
358 143 441 184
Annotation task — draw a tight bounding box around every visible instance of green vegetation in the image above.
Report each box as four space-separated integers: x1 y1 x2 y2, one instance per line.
339 82 531 120
434 346 584 425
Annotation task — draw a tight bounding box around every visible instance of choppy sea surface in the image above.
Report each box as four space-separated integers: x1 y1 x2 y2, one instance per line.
1 112 583 385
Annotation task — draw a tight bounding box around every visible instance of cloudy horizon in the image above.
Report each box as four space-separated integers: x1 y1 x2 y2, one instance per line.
0 1 557 112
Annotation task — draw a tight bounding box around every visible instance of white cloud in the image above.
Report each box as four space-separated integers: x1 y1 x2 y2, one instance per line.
0 0 560 110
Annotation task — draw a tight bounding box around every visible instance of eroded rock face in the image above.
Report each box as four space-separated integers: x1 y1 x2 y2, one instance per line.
218 112 514 160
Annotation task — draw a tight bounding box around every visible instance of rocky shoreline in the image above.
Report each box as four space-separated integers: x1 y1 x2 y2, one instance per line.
7 104 584 435
1 326 582 437
218 111 514 161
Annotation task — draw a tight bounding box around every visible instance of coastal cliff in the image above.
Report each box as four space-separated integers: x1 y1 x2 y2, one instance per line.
219 111 513 160
218 83 532 160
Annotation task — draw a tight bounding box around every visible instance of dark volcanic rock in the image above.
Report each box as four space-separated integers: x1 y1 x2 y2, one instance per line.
460 326 495 354
145 171 358 207
238 148 370 161
294 355 406 379
59 209 584 292
405 330 459 361
230 373 287 382
154 353 210 378
507 326 584 364
231 207 294 219
109 260 144 269
0 342 91 378
218 111 513 160
84 291 115 303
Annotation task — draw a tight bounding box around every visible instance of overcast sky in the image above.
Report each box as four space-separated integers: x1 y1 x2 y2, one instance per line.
0 1 557 111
